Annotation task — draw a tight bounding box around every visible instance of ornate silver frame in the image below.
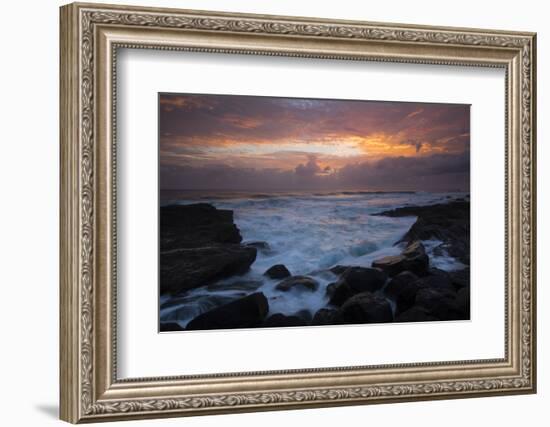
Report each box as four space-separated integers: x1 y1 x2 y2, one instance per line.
60 2 537 423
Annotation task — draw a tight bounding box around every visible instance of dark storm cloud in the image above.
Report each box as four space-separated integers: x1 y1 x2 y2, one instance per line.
295 155 322 177
161 151 470 192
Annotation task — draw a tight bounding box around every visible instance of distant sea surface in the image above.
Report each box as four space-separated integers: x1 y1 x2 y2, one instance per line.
159 190 469 327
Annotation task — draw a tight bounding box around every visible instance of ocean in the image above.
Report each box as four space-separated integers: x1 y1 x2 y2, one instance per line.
159 190 469 328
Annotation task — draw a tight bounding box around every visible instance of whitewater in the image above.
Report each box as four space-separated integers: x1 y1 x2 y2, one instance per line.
159 191 468 328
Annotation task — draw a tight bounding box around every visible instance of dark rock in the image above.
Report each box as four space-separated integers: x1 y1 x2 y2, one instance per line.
160 293 237 311
294 309 313 322
414 287 462 321
311 308 341 326
159 203 258 295
414 273 456 293
372 241 429 277
327 280 354 306
308 268 339 281
275 275 319 292
433 243 449 257
427 267 451 279
263 313 307 328
245 241 272 253
186 292 268 330
338 292 393 324
160 294 239 323
264 264 291 279
159 322 184 332
161 203 242 251
327 267 387 306
330 265 352 275
455 287 470 319
374 200 470 265
160 245 257 295
384 271 419 314
402 241 425 258
340 267 387 292
206 280 263 292
449 267 470 289
326 282 338 298
395 306 438 322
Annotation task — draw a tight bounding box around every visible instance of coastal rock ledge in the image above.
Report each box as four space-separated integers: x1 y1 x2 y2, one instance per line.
160 203 257 295
186 292 269 330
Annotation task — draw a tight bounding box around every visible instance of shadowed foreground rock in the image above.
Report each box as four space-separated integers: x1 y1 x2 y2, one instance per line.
395 306 437 322
449 267 470 289
160 203 257 295
414 287 462 321
159 322 184 332
263 313 307 328
340 267 387 291
161 246 257 295
327 267 387 306
338 292 393 324
384 271 419 314
387 267 470 322
311 308 341 326
186 292 269 330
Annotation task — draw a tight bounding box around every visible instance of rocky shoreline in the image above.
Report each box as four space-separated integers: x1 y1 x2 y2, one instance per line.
160 203 257 295
160 199 470 332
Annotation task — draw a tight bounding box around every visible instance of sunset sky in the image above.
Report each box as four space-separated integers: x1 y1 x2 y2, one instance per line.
159 94 470 192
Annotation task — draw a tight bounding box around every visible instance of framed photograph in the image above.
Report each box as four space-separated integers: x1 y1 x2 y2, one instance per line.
60 2 537 423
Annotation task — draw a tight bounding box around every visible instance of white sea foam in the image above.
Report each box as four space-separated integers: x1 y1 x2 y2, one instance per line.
159 191 468 326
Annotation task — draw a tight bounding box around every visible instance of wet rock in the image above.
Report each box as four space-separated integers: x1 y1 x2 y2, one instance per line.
455 287 470 319
374 200 470 265
427 267 451 279
384 271 419 314
327 267 387 306
449 267 470 289
263 313 307 328
245 241 272 254
186 292 269 330
414 273 456 293
275 275 319 292
372 241 429 277
264 264 291 279
395 306 438 323
340 267 387 292
161 203 242 251
160 203 258 295
294 309 313 322
338 292 393 324
327 281 354 306
206 280 263 292
414 287 462 321
159 322 184 332
402 241 426 258
160 246 257 295
330 265 353 275
311 308 341 326
160 294 240 323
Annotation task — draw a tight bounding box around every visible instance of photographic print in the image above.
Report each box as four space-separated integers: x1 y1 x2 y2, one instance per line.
159 93 471 332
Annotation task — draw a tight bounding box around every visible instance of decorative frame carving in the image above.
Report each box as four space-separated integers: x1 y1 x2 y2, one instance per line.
60 2 536 423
